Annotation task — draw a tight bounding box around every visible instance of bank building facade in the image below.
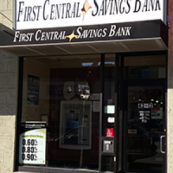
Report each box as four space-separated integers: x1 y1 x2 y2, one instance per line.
0 0 173 173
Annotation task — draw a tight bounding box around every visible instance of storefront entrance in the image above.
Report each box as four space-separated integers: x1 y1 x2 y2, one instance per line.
17 52 167 173
112 54 167 173
122 80 166 173
102 53 167 173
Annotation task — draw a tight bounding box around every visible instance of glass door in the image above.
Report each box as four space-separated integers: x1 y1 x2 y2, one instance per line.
123 80 166 173
101 53 167 173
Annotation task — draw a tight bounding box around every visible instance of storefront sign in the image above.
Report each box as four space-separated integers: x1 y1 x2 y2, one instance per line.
138 103 153 109
27 75 39 105
106 128 113 137
13 23 132 43
107 117 115 123
19 122 46 165
128 129 137 134
14 0 166 30
105 105 115 114
139 110 150 123
0 20 165 47
151 107 163 119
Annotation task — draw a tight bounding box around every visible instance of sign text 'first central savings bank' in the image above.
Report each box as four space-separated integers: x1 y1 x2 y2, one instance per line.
15 0 164 29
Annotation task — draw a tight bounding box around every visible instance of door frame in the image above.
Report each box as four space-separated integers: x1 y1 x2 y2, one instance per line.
121 79 167 173
115 51 167 173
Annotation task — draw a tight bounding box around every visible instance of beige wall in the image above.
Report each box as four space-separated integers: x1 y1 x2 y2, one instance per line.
0 0 13 29
0 50 18 173
167 0 173 172
0 2 19 173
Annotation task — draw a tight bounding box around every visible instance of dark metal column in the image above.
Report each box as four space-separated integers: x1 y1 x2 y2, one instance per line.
114 54 119 173
14 57 24 171
99 54 105 172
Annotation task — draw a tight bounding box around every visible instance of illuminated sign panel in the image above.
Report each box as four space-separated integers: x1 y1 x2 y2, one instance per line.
14 0 167 30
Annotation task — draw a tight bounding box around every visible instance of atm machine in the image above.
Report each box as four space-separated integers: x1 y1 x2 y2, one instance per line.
59 100 92 150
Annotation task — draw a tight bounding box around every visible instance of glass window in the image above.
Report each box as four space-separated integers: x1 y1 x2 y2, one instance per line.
20 54 101 170
124 55 166 79
123 54 166 172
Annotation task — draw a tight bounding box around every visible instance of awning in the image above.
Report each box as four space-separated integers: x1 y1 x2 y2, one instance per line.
0 20 168 57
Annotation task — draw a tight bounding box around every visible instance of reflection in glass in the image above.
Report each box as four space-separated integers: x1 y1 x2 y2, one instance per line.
124 55 166 79
127 86 164 173
21 54 100 170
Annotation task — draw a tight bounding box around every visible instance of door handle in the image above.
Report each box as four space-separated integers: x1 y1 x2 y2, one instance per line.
160 135 166 154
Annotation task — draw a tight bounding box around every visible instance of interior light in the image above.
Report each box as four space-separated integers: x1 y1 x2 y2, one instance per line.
105 62 115 65
161 102 163 104
138 99 142 101
82 62 93 66
156 100 159 103
98 62 115 66
151 99 154 101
